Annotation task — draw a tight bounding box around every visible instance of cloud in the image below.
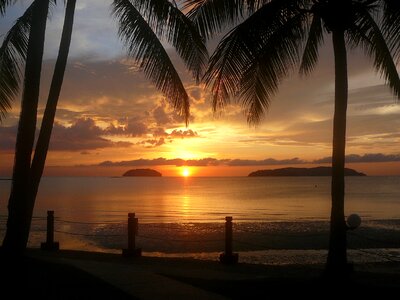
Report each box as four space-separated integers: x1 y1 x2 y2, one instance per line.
228 158 306 166
137 138 166 148
153 128 199 138
94 157 307 167
0 125 18 151
169 129 198 138
106 118 148 136
50 119 119 151
94 153 400 167
151 102 188 126
314 153 400 164
98 158 185 167
0 114 200 154
0 119 121 152
153 105 171 125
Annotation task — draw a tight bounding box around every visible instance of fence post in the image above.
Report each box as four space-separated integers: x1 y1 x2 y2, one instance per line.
122 212 142 257
219 216 238 264
41 210 59 251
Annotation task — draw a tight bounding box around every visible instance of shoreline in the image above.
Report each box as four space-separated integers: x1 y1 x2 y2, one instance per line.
2 219 400 266
3 248 399 298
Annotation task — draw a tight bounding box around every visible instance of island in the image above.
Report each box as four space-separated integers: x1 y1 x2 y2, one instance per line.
248 166 366 177
123 169 162 177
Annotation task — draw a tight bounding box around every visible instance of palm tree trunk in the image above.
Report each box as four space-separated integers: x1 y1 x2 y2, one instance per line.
2 0 50 253
326 30 348 274
30 0 76 204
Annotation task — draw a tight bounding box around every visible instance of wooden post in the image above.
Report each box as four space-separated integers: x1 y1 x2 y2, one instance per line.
122 212 141 257
225 216 233 256
127 213 136 250
41 210 59 251
219 216 238 264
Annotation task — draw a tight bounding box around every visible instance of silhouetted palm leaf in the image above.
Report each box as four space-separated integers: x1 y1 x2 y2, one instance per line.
112 0 190 123
299 14 324 76
0 2 32 121
184 0 305 40
203 27 251 111
184 0 247 40
131 0 208 82
382 0 400 59
240 12 307 124
349 6 400 98
203 0 306 121
0 0 16 16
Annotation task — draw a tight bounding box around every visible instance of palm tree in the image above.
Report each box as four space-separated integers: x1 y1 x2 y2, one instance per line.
1 0 207 253
2 0 50 253
30 0 77 220
184 0 400 274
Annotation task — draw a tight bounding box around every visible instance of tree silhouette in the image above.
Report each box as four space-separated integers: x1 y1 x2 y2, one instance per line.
2 0 50 253
184 0 400 274
1 0 207 252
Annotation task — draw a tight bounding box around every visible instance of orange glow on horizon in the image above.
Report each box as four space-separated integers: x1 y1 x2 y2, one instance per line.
2 160 399 178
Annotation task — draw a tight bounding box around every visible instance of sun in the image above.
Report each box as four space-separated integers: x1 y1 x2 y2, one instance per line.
181 167 191 177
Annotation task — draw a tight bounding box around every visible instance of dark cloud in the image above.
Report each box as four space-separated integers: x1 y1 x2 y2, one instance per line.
153 127 167 136
0 115 199 154
0 119 124 152
95 157 306 167
153 105 171 125
94 153 400 167
184 158 225 166
0 125 18 151
50 119 115 151
314 153 400 164
98 158 185 167
153 128 199 138
137 138 166 148
125 120 148 136
150 102 189 126
106 118 148 137
169 129 198 138
50 119 137 151
228 158 306 166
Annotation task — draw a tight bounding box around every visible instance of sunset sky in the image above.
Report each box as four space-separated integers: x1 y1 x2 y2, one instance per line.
1 1 400 177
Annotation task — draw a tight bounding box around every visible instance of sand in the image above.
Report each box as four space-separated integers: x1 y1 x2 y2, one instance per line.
1 248 399 299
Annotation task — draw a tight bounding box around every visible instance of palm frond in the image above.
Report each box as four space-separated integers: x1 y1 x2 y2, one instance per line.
381 0 400 59
130 0 208 82
299 14 324 76
203 0 307 123
240 12 307 124
112 0 190 124
203 26 252 112
183 0 248 40
183 0 313 40
349 7 400 99
0 0 16 16
0 1 32 121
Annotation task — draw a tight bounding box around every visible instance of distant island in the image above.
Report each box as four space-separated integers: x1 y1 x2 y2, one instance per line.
248 166 366 177
123 169 162 177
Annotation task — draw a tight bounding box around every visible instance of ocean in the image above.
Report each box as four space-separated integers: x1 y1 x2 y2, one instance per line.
1 176 400 264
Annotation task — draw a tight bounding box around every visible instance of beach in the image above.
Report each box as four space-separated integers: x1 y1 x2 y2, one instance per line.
1 177 400 265
2 249 400 299
1 176 399 297
1 0 400 298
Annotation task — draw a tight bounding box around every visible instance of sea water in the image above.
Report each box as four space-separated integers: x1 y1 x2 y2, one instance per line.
1 176 399 264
